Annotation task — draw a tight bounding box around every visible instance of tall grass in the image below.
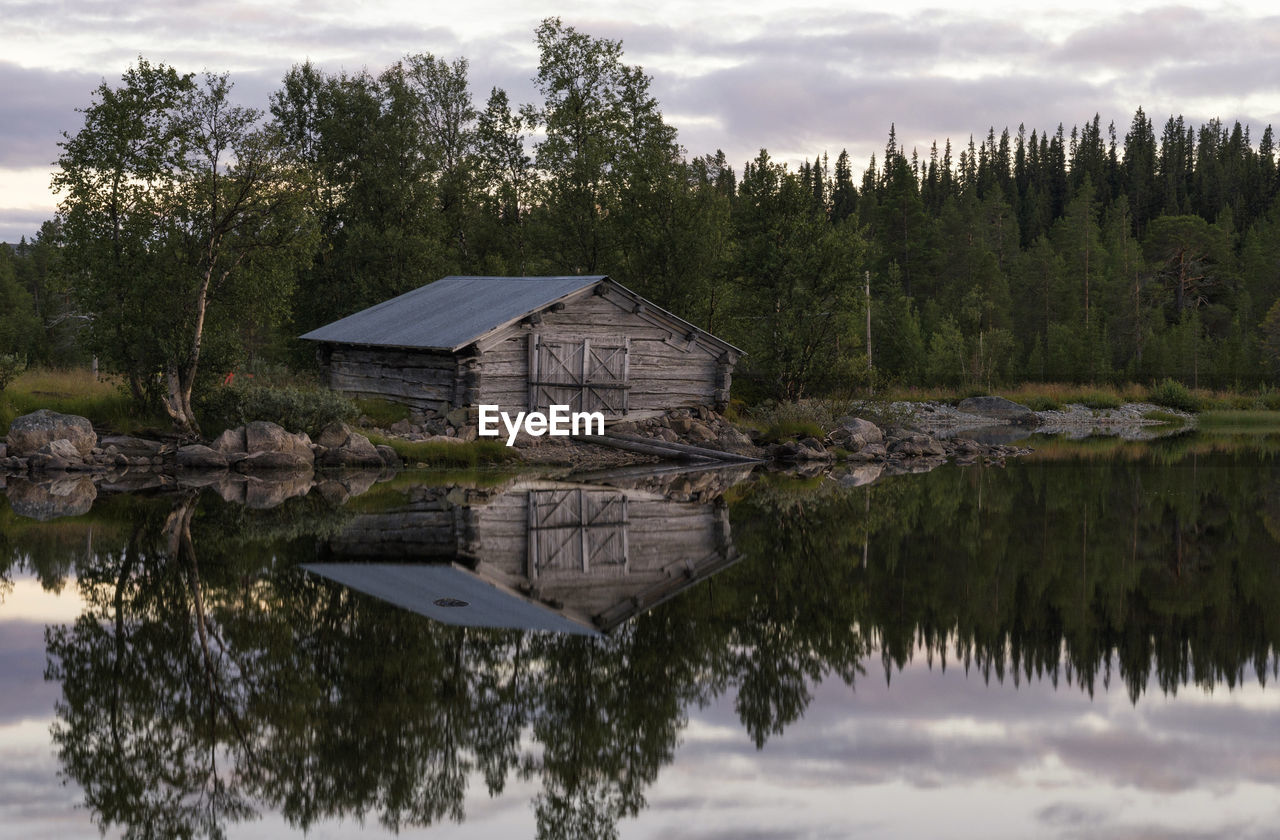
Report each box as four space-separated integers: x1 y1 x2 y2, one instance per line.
0 368 168 436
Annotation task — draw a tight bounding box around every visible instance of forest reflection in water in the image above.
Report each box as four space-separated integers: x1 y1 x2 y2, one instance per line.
3 435 1280 838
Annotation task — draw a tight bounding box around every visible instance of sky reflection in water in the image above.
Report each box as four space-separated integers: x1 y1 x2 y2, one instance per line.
1 438 1279 838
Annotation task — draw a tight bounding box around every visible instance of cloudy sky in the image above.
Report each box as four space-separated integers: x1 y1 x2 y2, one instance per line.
2 0 1280 242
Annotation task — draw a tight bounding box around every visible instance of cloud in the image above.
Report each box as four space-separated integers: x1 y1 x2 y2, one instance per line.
0 620 59 725
0 63 102 169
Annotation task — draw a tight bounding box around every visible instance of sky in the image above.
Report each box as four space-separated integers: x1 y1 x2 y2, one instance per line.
2 0 1280 242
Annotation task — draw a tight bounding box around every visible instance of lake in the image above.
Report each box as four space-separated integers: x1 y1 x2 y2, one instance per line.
3 432 1279 839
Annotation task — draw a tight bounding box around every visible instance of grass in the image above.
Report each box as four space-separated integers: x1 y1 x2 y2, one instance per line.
1196 410 1280 431
1141 409 1191 425
0 368 169 436
354 397 413 427
758 419 825 444
874 381 1280 414
366 432 521 467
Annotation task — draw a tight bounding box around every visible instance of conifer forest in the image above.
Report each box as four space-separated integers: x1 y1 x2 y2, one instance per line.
3 19 1280 405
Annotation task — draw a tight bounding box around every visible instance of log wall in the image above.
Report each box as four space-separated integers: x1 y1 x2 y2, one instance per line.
475 290 728 415
323 346 459 413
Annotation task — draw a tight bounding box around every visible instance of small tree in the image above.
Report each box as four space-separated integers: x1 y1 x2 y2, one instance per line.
56 60 314 434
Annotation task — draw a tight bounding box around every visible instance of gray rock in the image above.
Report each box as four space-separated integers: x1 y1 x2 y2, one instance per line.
890 433 946 457
956 396 1037 425
314 421 354 450
177 444 229 469
6 475 97 520
834 416 885 448
232 450 313 471
211 427 247 455
375 444 401 467
100 435 163 457
316 428 383 468
6 409 97 458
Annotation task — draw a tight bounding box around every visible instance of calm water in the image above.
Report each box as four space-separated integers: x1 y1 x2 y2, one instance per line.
3 434 1280 839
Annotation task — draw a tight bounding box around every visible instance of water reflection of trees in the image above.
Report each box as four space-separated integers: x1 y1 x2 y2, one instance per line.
17 450 1280 837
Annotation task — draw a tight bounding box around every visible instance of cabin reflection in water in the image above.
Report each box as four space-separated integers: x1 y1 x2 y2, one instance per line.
306 471 747 635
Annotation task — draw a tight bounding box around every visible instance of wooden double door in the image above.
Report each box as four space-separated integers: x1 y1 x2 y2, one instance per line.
528 334 630 415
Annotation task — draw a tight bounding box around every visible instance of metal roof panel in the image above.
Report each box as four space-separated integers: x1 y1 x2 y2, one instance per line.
299 275 605 351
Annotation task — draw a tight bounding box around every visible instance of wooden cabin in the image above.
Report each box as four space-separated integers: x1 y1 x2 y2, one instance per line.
300 276 742 421
306 473 747 635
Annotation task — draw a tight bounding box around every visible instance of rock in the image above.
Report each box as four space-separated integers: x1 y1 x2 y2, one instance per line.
6 410 97 458
375 444 401 467
686 423 718 444
316 428 383 468
28 439 91 472
834 416 885 449
240 421 314 469
0 442 6 459
233 450 313 471
389 418 413 435
770 440 832 462
445 407 471 428
100 435 163 457
669 417 694 435
314 421 354 449
956 396 1037 426
889 433 946 457
211 427 247 455
177 444 229 469
5 475 97 520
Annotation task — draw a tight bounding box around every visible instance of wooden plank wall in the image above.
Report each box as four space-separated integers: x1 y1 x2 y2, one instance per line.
473 489 727 625
475 292 722 414
326 346 459 413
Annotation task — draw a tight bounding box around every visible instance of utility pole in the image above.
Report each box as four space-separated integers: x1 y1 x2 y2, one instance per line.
865 270 873 395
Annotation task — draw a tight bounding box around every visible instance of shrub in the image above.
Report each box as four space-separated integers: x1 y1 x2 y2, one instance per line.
354 397 412 427
198 382 358 437
1021 395 1062 412
1079 391 1122 410
759 420 826 444
1149 379 1200 413
0 354 26 393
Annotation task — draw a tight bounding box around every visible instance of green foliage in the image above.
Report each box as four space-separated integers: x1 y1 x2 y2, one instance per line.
353 397 412 427
56 60 316 433
1077 391 1123 410
1141 409 1189 425
758 420 826 444
0 368 167 436
1149 378 1201 412
1021 394 1061 411
197 382 357 437
0 354 26 394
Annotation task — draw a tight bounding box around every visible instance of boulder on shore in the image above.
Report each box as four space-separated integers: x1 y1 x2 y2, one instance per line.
177 444 229 470
830 416 885 451
956 396 1037 426
314 422 384 468
6 410 97 458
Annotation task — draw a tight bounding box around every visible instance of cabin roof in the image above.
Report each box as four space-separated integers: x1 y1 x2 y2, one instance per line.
302 562 603 636
299 274 741 355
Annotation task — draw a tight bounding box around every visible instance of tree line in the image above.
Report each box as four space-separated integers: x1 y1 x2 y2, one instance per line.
4 18 1280 427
